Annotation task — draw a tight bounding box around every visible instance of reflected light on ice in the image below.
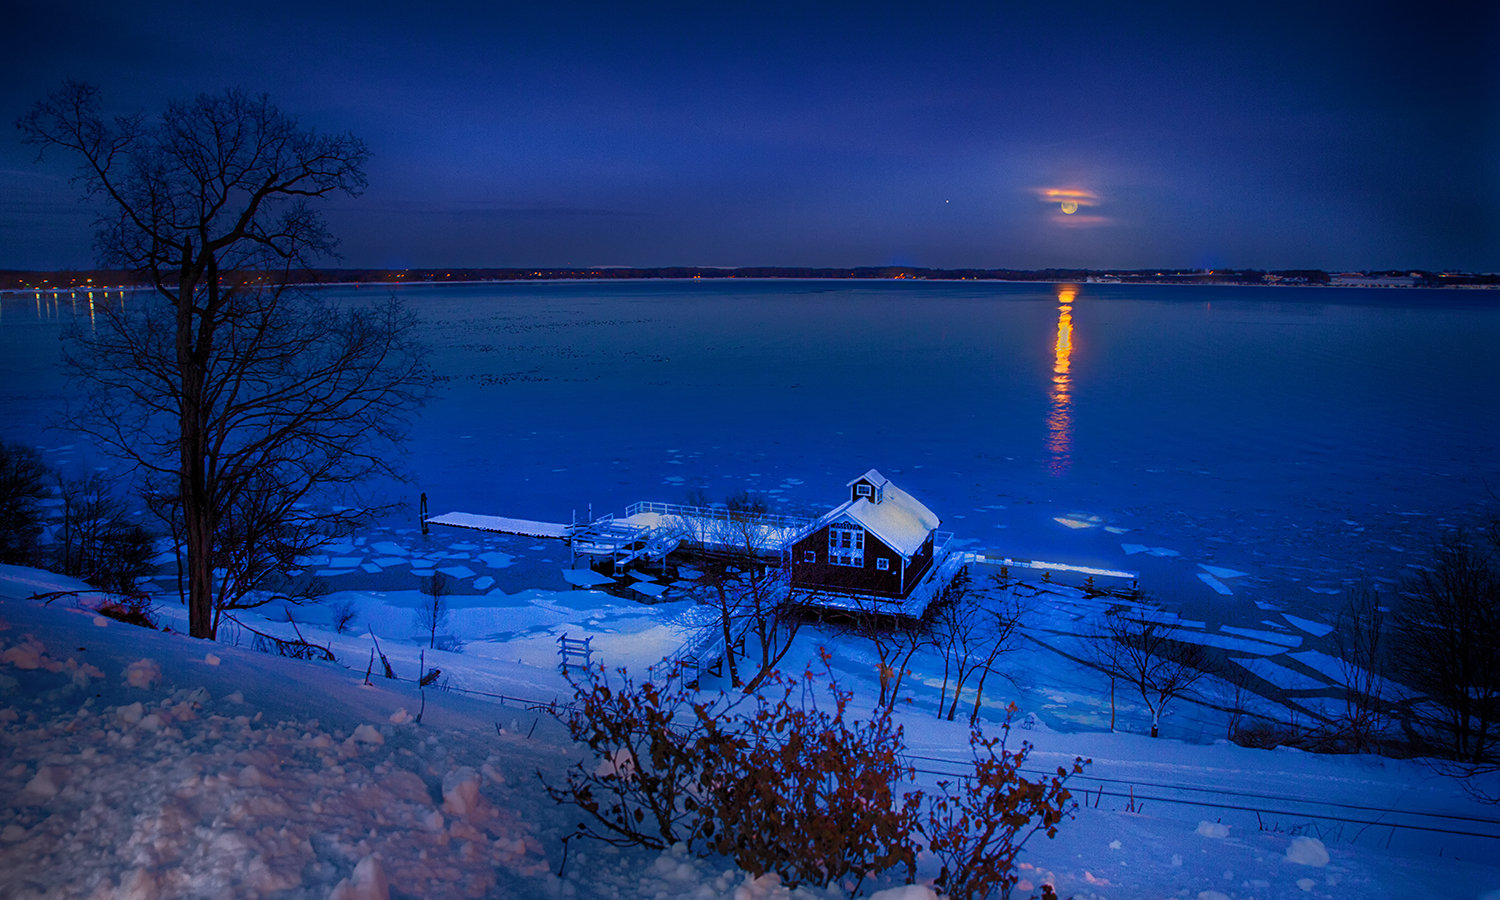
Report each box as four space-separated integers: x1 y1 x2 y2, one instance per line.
1046 286 1076 476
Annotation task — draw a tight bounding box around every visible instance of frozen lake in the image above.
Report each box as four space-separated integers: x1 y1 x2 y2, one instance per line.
3 280 1498 627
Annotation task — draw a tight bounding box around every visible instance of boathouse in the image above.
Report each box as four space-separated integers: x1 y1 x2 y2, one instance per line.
790 470 941 599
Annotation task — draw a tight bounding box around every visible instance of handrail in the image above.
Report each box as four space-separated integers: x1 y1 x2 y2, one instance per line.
625 500 815 531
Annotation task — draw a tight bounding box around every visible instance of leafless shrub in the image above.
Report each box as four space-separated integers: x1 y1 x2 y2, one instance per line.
330 598 360 634
922 706 1087 900
1392 530 1500 763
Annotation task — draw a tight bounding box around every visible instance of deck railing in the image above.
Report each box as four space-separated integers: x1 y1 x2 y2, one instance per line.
624 501 816 533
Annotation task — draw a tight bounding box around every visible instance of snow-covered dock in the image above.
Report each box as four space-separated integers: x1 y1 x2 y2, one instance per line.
423 511 570 539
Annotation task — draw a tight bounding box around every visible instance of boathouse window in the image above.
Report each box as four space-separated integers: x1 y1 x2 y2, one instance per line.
855 483 873 498
803 550 816 563
875 557 890 571
828 523 864 567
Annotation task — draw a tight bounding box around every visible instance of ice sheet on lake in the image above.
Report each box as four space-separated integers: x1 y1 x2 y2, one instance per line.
1234 657 1329 691
1122 544 1181 557
1288 650 1407 702
438 565 476 579
1055 517 1095 529
562 569 615 587
1166 629 1286 656
1221 625 1302 648
1197 573 1233 595
630 582 669 598
1282 613 1334 637
473 576 494 590
370 541 407 556
477 551 514 569
315 569 355 577
1199 564 1248 580
361 563 383 574
330 557 362 568
1136 610 1206 629
374 557 408 567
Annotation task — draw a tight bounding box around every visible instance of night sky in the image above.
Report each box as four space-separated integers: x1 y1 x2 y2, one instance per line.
3 1 1496 272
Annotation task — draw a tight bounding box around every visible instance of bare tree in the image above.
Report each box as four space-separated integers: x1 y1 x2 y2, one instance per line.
1086 607 1212 738
0 440 50 565
51 472 153 596
19 82 429 639
839 597 930 714
684 492 803 692
419 571 453 649
1332 579 1389 752
930 570 1033 724
1392 530 1500 763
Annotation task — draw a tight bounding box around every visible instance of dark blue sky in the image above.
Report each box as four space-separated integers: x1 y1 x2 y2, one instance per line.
3 1 1496 271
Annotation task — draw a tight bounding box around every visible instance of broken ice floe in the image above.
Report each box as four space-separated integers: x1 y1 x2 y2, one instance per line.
1220 625 1301 648
1281 613 1333 637
1197 573 1233 595
1233 657 1329 691
562 569 615 587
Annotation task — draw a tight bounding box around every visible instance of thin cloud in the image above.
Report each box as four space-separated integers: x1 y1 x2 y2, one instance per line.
1035 187 1109 226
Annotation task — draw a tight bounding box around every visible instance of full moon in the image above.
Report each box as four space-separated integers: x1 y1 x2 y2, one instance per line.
1060 201 1079 214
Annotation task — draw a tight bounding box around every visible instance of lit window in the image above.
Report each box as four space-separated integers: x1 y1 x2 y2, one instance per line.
855 483 873 498
803 550 816 563
828 523 864 567
875 557 890 571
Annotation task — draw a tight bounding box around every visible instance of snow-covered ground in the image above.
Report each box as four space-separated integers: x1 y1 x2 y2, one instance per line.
5 555 1500 900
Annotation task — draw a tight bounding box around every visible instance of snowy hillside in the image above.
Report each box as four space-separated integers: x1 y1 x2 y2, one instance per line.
4 560 1500 900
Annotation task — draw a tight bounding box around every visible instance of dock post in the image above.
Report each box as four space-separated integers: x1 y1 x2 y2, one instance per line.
419 492 429 535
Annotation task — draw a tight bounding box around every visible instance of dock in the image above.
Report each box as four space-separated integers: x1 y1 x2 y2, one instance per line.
423 511 569 539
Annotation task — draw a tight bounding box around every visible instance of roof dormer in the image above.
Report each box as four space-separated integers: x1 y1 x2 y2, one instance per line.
847 468 890 504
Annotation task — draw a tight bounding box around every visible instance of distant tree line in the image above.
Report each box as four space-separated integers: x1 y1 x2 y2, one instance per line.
6 267 1497 292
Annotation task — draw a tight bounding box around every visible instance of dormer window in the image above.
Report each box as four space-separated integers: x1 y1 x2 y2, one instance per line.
855 483 873 499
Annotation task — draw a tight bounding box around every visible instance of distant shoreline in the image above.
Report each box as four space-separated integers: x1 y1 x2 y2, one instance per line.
2 266 1497 295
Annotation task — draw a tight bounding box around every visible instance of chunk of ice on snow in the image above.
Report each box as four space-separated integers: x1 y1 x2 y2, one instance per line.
868 886 943 900
123 659 161 689
352 724 384 744
1196 821 1229 838
1285 836 1329 866
328 855 389 900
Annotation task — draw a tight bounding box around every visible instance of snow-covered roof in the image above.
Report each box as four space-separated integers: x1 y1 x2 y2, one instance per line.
817 478 940 559
846 468 891 490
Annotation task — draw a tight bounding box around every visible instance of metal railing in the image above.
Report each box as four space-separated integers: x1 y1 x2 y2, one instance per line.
624 501 816 532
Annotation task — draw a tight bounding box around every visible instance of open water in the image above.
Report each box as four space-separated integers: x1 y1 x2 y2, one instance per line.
3 279 1498 624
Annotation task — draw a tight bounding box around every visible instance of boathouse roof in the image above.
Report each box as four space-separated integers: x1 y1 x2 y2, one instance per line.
815 472 940 558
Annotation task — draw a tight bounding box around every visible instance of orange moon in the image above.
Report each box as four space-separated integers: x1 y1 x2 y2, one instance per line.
1060 200 1079 214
